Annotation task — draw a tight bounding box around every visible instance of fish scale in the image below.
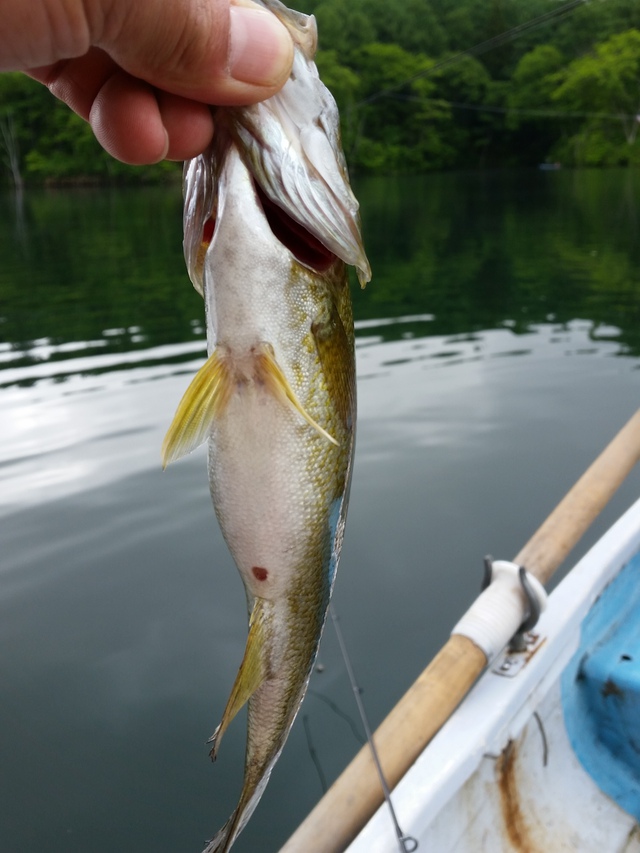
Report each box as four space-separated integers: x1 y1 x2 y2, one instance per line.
162 1 370 850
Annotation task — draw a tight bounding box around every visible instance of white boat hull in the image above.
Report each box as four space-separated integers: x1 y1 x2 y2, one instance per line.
347 498 640 852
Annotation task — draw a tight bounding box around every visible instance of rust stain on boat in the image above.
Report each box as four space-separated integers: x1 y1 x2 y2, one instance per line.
601 677 624 698
497 740 539 853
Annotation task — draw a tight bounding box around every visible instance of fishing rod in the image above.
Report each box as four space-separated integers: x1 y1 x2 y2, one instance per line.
387 93 640 125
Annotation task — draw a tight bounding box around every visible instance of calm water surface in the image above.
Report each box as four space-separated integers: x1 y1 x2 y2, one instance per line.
1 170 639 852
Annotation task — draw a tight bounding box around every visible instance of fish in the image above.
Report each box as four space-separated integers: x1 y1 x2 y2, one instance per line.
161 1 370 851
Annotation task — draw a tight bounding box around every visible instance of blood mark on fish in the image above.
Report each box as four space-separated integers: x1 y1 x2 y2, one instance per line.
252 566 269 582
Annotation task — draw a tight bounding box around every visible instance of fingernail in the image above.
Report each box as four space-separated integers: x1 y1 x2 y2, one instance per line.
229 6 293 87
159 127 170 161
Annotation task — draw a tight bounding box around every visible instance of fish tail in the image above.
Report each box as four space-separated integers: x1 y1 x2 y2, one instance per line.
203 596 314 852
202 764 274 853
202 602 275 851
201 812 240 853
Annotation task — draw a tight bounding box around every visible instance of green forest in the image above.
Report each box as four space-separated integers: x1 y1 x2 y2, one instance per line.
1 0 640 184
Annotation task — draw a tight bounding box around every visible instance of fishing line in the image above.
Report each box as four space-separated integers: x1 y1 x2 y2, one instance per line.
387 93 640 123
309 688 367 745
352 0 587 109
329 606 419 853
303 714 329 794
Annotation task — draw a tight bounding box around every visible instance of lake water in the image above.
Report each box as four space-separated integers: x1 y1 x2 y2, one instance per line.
1 170 639 852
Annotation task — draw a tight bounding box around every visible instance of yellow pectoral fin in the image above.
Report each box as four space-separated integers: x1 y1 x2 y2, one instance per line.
161 350 231 468
208 599 268 760
255 343 339 447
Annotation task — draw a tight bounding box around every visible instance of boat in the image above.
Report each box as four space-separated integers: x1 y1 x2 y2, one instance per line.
280 409 640 852
345 495 640 852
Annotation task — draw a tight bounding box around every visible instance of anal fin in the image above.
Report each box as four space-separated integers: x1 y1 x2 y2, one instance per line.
208 599 269 760
161 350 231 468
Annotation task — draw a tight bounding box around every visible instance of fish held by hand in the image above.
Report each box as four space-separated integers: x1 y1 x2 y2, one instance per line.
162 1 370 850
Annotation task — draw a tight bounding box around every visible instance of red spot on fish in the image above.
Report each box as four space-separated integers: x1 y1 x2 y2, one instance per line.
252 566 269 582
202 217 215 245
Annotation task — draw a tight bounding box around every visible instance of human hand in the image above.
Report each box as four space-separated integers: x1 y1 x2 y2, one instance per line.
0 0 293 165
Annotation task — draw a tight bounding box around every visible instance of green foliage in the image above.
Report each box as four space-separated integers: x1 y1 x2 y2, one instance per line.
0 73 180 186
315 50 360 114
429 54 495 163
509 45 565 114
314 0 640 173
553 29 640 115
313 0 375 55
346 43 454 173
1 0 640 181
551 29 640 166
503 45 566 163
358 0 447 56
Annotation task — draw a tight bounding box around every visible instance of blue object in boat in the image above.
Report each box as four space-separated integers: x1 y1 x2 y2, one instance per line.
562 550 640 820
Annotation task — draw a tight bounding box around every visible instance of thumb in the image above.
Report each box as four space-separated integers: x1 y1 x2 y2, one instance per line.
95 0 293 105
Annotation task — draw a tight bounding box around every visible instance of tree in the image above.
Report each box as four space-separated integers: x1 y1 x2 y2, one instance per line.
315 50 360 148
347 43 453 173
0 72 178 184
312 0 375 56
551 29 640 165
503 44 566 163
430 54 494 166
363 0 447 56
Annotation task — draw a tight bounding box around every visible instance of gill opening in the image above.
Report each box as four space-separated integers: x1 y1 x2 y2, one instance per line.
254 181 338 274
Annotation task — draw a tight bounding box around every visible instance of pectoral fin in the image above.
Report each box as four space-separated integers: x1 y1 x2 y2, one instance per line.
255 343 339 446
161 350 231 468
208 599 269 760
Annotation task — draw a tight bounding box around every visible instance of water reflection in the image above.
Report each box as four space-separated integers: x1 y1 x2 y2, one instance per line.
2 170 640 361
1 313 632 518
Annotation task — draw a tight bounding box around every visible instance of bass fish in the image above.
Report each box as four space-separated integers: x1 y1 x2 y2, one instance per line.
162 1 370 850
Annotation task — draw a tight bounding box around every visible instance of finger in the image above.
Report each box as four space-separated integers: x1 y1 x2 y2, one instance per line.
22 0 293 107
90 80 216 164
97 0 294 105
27 49 117 121
29 52 216 164
156 92 215 161
89 70 169 165
0 0 91 71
